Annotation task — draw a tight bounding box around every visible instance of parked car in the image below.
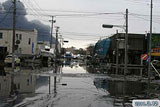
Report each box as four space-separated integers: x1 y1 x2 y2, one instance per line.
4 55 20 65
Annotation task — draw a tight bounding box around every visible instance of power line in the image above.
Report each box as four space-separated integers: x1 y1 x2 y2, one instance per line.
21 0 50 23
129 12 160 17
21 0 41 17
62 36 99 41
30 0 49 16
0 11 124 18
13 7 124 15
61 31 107 37
130 13 160 24
124 0 160 5
2 6 124 17
2 10 160 18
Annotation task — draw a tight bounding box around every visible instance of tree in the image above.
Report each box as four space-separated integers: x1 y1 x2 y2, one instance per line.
86 44 95 56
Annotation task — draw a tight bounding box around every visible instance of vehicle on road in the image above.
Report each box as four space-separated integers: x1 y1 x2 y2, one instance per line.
4 55 20 65
64 52 73 60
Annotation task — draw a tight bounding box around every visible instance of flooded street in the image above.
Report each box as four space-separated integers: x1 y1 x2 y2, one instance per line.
0 61 160 107
1 0 160 106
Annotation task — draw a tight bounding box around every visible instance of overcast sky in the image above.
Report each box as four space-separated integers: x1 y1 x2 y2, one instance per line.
1 0 160 49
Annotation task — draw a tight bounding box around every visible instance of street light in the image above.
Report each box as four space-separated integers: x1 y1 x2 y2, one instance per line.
102 24 114 28
102 9 128 75
102 24 125 29
63 40 69 43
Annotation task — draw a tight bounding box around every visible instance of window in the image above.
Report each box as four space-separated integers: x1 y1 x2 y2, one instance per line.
17 83 20 89
0 32 3 39
19 34 22 40
16 34 18 40
19 48 22 54
28 38 31 45
27 79 29 85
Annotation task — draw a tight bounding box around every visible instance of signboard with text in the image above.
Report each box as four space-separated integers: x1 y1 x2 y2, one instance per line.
148 33 160 56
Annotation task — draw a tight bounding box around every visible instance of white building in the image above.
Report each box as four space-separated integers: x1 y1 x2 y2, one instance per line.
0 28 38 57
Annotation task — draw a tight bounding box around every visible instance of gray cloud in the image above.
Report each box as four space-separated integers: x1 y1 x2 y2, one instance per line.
0 0 55 43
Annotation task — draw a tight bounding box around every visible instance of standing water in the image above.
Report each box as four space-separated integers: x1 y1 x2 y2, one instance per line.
0 61 160 107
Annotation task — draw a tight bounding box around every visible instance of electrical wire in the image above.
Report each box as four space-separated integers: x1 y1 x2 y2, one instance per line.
129 13 160 25
12 7 124 15
125 0 160 5
20 0 50 23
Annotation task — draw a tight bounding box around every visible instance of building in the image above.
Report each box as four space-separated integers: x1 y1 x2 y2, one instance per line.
148 33 160 60
109 33 146 64
93 33 147 73
0 28 37 60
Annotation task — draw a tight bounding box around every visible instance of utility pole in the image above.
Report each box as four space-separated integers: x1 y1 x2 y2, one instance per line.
116 30 119 74
49 16 56 48
148 0 153 80
59 35 63 55
60 35 63 47
124 8 128 75
10 0 16 96
55 26 59 63
12 0 16 69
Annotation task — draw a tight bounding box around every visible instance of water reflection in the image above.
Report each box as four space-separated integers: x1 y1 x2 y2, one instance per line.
0 67 11 100
0 65 60 107
86 64 109 74
0 67 38 106
0 60 160 107
93 78 160 106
